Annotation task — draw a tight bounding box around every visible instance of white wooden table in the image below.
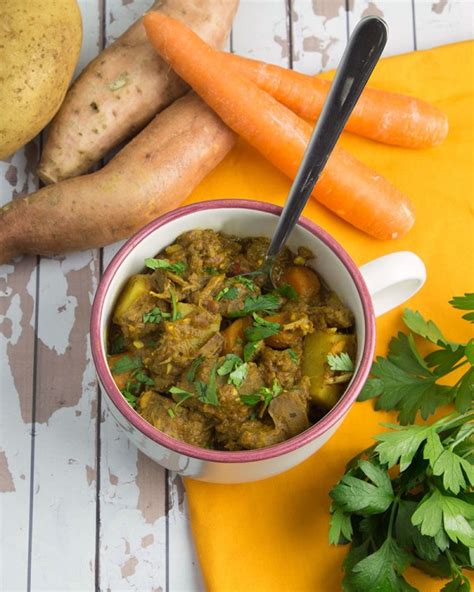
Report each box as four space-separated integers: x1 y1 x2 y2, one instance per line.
1 1 472 590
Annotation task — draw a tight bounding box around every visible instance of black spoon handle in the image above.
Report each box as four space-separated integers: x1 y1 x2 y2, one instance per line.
266 16 388 261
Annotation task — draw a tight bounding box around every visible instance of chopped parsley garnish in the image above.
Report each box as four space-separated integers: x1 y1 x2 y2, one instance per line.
240 380 282 412
111 355 142 374
217 354 249 387
145 257 187 275
169 287 181 321
204 267 220 275
244 313 281 342
235 276 255 290
327 352 354 373
228 362 249 388
194 363 219 406
228 294 281 318
288 349 299 363
205 363 219 405
277 283 298 300
119 367 154 408
217 354 242 376
167 408 175 418
109 332 126 354
142 306 171 324
186 356 203 382
240 393 261 406
121 380 141 408
244 341 261 362
169 386 194 406
134 371 155 386
215 286 239 301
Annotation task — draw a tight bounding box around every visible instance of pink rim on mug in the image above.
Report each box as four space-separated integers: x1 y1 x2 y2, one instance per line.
91 200 376 463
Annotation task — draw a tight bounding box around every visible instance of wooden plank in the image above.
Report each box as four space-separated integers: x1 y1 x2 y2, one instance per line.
291 0 348 74
99 2 170 591
27 2 102 589
348 0 415 55
0 141 39 590
414 0 474 49
232 0 290 65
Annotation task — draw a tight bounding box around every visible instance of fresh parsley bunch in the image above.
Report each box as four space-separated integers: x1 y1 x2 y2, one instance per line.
329 411 473 591
359 293 474 424
329 294 474 591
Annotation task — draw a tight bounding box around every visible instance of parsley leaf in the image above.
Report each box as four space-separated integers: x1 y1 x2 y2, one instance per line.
186 356 203 382
240 380 282 411
234 276 255 290
111 355 142 374
359 333 452 424
330 460 394 515
359 298 474 423
277 283 298 300
134 371 155 387
228 294 281 318
204 267 220 275
169 386 194 406
431 448 474 494
328 506 353 545
204 363 219 405
142 307 170 324
243 341 262 362
450 293 474 323
240 393 261 406
121 382 140 408
244 313 281 342
228 362 249 388
349 538 415 592
374 424 432 471
109 332 126 354
217 354 242 376
288 349 299 363
145 257 187 275
215 286 239 301
403 308 451 347
412 489 474 547
327 352 354 372
169 287 181 321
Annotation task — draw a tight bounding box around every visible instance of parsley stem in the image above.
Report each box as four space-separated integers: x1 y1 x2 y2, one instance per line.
387 496 400 539
448 425 474 451
445 548 463 579
433 411 474 433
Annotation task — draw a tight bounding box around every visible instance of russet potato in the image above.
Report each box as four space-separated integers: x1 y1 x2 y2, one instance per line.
0 0 82 159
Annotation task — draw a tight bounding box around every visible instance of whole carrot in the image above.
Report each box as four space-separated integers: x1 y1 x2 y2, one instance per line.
222 53 449 149
143 13 414 240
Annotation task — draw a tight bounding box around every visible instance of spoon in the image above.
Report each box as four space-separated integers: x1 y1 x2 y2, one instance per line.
244 16 388 286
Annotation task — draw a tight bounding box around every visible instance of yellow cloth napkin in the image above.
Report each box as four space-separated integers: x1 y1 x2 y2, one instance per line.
183 41 474 591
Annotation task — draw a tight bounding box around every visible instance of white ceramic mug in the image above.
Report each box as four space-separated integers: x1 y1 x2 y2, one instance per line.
91 200 426 483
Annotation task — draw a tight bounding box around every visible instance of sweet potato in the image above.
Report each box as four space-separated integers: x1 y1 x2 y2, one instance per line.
38 0 238 183
0 93 235 264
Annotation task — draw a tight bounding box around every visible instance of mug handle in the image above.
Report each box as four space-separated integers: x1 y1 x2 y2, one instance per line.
359 251 426 318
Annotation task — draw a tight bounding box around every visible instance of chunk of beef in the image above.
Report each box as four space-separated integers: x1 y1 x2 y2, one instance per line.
138 391 212 448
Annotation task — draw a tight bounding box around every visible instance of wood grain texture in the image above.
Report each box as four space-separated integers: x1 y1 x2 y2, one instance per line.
0 1 472 590
0 140 39 591
292 0 347 73
25 1 102 590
